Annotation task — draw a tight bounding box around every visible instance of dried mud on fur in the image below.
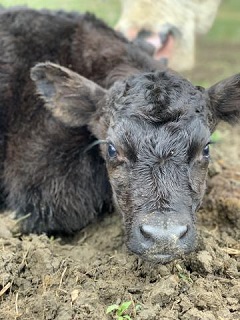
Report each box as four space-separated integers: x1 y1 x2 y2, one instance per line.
1 47 240 319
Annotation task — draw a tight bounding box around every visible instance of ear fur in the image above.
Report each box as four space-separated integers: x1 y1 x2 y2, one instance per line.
31 62 107 127
207 74 240 127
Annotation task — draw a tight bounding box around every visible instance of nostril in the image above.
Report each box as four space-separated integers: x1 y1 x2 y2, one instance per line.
177 225 189 239
139 225 153 240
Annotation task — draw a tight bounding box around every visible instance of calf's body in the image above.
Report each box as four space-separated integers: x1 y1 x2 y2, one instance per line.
1 8 240 263
0 8 163 233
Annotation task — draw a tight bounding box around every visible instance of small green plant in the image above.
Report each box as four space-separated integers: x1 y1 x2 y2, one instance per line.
106 301 132 320
211 130 222 143
175 263 193 284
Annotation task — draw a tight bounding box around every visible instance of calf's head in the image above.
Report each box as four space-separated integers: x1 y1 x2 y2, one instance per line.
31 63 240 263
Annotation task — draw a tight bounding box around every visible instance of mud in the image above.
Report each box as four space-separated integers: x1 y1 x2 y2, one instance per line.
0 39 239 320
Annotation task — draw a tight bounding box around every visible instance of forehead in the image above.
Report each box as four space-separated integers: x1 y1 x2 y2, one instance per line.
108 71 210 150
109 70 208 123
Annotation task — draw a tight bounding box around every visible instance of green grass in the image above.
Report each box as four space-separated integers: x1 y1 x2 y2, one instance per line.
0 0 121 26
206 0 240 43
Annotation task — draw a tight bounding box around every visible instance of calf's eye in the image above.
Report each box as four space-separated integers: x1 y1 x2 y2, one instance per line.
202 144 210 159
108 143 117 158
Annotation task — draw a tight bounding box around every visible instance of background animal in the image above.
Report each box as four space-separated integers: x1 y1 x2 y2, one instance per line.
116 0 221 71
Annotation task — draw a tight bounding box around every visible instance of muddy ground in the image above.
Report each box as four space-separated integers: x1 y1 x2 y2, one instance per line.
0 40 240 320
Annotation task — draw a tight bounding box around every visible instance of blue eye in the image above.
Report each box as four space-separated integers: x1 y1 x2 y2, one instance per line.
108 143 117 158
202 144 210 158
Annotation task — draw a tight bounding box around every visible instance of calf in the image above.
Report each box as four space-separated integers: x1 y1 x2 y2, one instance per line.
1 8 240 263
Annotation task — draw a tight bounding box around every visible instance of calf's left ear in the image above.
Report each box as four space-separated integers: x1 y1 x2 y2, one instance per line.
31 62 107 127
207 73 240 129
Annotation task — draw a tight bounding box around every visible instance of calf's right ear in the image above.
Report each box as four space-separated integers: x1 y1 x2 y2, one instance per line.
31 62 107 127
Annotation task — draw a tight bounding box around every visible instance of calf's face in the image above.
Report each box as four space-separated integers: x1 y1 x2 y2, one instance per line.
103 73 212 263
31 63 240 263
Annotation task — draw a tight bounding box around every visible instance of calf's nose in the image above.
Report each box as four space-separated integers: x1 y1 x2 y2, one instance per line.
140 224 188 243
127 213 196 263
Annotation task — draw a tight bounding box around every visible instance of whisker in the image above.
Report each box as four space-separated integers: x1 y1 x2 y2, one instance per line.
83 139 107 153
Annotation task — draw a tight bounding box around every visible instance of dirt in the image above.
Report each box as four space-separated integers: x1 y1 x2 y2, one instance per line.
0 42 239 320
